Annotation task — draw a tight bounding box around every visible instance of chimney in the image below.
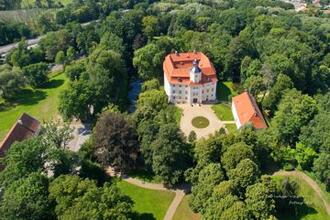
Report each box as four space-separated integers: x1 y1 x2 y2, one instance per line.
175 51 179 56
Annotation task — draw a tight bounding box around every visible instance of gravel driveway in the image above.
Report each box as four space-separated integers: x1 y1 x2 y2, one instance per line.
177 104 225 139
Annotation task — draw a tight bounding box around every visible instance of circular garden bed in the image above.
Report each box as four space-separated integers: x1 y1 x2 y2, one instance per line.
191 116 210 129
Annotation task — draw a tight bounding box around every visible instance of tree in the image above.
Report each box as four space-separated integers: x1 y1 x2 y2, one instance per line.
245 182 276 219
66 46 75 64
65 61 86 81
9 40 31 67
0 66 25 99
220 201 251 220
86 48 128 111
58 79 94 121
293 143 317 171
228 159 260 193
39 120 73 149
270 89 317 146
141 79 160 92
93 112 139 173
135 89 168 122
313 153 330 190
188 130 197 143
151 123 192 186
49 175 133 219
190 163 225 213
299 112 330 153
22 62 49 88
0 172 52 220
142 16 160 40
262 73 293 116
55 51 66 65
221 142 255 173
133 37 174 80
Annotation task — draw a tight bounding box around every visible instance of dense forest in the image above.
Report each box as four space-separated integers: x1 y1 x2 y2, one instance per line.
0 0 329 219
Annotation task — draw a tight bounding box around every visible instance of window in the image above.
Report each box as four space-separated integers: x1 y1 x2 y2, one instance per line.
172 90 175 93
185 85 188 88
185 91 187 94
179 85 182 87
179 91 182 94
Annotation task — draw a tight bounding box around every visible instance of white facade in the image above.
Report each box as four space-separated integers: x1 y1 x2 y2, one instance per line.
164 71 217 104
231 102 241 129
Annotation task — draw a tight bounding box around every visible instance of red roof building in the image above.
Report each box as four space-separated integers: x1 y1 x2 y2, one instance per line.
163 52 218 104
0 113 40 158
231 92 267 129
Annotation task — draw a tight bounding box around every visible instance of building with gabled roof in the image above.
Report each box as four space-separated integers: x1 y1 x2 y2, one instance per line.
0 113 40 159
231 92 267 129
163 51 218 104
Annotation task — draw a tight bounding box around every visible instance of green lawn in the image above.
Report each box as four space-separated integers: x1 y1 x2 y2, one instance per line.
211 103 234 121
173 195 200 220
0 73 68 142
225 124 237 133
274 176 329 220
192 116 210 128
116 181 175 220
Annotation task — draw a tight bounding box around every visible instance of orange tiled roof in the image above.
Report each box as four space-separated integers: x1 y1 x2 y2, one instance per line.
232 92 267 129
163 52 217 85
0 113 40 158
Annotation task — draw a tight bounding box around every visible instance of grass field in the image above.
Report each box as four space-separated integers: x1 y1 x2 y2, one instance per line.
274 176 329 220
192 116 210 128
116 181 175 220
0 73 68 142
211 103 234 121
173 195 200 220
225 124 237 133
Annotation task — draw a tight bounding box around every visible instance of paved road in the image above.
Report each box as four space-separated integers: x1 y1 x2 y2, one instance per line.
178 104 226 139
0 20 99 56
274 170 330 216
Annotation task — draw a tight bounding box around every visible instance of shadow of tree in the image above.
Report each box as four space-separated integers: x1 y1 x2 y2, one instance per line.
217 81 232 101
277 196 318 220
131 212 156 220
11 89 47 106
42 79 64 89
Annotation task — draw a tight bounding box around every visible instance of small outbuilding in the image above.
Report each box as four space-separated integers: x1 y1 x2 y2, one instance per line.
231 92 267 129
0 113 40 159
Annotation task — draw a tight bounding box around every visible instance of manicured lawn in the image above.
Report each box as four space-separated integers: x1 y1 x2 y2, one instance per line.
0 73 68 141
116 181 175 220
225 124 237 133
274 176 329 220
217 81 238 101
173 195 200 220
211 103 234 121
192 116 210 128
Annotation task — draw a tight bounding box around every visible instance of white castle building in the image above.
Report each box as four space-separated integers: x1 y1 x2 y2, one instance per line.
163 52 218 104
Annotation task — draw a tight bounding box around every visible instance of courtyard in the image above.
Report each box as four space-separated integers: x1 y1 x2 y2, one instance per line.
177 104 235 139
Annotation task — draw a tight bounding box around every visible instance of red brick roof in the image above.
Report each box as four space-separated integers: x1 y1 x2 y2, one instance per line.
0 113 40 157
163 52 217 85
232 92 267 129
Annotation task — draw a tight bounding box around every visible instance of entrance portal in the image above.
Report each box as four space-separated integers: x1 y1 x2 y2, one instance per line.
193 98 198 103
